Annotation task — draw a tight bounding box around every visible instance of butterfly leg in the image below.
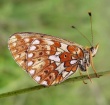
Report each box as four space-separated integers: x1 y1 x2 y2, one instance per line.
90 51 99 78
79 70 87 84
86 69 93 83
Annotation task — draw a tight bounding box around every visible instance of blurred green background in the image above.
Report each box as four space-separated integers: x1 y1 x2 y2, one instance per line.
0 0 110 105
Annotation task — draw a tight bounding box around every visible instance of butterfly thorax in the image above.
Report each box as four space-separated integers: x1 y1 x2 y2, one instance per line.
78 44 99 72
78 49 90 71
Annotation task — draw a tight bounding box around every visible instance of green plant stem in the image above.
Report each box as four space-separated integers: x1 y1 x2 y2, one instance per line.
0 71 110 98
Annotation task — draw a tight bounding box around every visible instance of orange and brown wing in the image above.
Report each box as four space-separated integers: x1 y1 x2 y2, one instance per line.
8 32 84 86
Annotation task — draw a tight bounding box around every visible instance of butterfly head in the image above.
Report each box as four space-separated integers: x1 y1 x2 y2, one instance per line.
89 44 99 57
79 44 99 72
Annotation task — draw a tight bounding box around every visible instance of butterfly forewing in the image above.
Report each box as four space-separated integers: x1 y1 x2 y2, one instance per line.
8 32 84 86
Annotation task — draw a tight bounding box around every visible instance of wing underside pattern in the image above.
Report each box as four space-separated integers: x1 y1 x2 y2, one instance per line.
8 32 84 86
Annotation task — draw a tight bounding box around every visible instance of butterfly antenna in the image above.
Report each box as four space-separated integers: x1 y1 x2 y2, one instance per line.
88 12 93 46
71 26 92 46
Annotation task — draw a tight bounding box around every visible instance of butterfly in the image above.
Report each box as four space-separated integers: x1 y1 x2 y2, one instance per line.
8 12 99 86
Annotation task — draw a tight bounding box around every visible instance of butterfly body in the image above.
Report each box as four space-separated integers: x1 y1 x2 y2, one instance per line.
8 32 98 86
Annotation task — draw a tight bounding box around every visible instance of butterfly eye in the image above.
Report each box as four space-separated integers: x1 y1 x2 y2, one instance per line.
90 47 94 52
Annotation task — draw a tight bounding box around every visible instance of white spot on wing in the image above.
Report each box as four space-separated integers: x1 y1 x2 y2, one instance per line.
29 46 36 51
56 62 60 66
32 40 40 44
33 61 45 69
24 38 30 42
46 51 50 55
28 61 33 66
49 55 60 62
35 76 41 82
28 53 33 58
55 51 61 55
20 52 25 58
76 48 81 54
51 81 56 85
57 48 64 52
46 40 54 45
11 36 16 39
29 69 35 75
70 60 77 64
12 42 16 46
51 60 54 63
61 71 74 83
15 55 19 59
46 45 50 50
60 43 68 52
62 71 69 77
64 71 73 78
55 62 65 73
9 36 17 43
41 81 48 86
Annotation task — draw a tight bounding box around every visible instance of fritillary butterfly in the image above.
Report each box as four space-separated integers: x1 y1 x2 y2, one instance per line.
8 12 99 86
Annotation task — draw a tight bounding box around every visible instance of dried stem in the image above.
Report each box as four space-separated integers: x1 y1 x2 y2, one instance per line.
0 70 110 98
